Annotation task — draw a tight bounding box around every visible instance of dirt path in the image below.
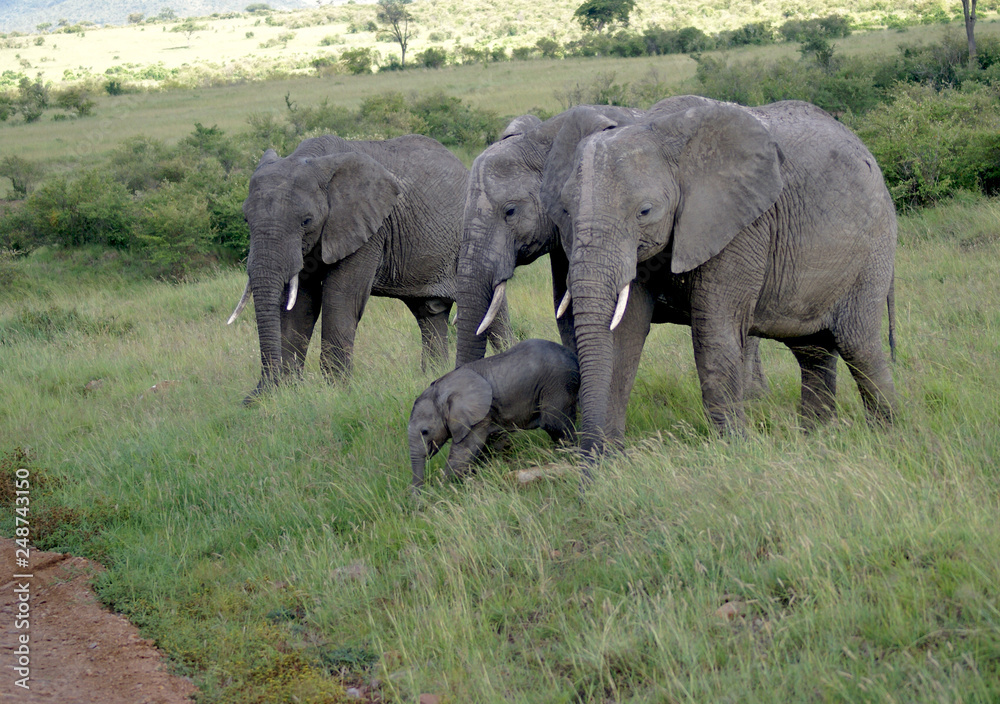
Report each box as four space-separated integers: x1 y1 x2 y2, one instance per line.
1 538 198 703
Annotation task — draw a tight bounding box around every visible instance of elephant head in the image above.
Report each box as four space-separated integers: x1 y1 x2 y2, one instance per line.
408 368 493 490
232 143 401 398
454 106 642 366
561 103 784 455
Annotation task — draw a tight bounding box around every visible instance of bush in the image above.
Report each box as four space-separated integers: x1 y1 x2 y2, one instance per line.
16 76 49 123
779 14 853 43
135 184 216 278
536 37 561 58
409 91 502 147
718 21 777 48
417 47 449 69
0 156 44 198
844 84 1000 209
340 47 375 74
53 86 95 117
23 169 135 248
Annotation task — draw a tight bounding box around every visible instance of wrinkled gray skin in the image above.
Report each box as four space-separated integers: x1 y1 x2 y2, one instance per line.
236 134 509 403
408 339 579 491
455 101 768 442
559 97 897 460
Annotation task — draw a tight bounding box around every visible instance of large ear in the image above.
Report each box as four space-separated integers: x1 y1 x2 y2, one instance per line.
653 105 783 274
310 152 402 265
501 114 542 140
438 368 493 444
255 149 281 170
540 106 619 229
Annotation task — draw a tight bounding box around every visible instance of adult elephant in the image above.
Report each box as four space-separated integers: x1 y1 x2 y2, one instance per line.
455 100 768 442
229 134 509 403
558 97 897 460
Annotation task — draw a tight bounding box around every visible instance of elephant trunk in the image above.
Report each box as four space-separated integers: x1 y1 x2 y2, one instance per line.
568 259 620 464
454 219 515 367
245 233 303 402
408 426 434 492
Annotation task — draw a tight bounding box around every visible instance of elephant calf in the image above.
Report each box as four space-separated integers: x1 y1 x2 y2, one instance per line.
408 339 579 491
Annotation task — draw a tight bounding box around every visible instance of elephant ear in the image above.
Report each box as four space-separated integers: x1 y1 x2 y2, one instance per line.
501 114 542 140
654 105 783 274
311 152 402 265
541 107 620 231
439 368 493 444
255 149 281 171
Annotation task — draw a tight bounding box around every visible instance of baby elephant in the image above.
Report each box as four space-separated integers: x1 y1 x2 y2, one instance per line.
408 339 579 491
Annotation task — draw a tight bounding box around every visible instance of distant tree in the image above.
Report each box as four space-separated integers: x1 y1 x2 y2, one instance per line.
340 47 376 74
36 22 52 32
172 21 207 40
127 13 144 24
573 0 635 33
0 156 44 198
245 3 273 13
16 77 49 123
376 0 415 68
158 7 177 21
962 0 977 68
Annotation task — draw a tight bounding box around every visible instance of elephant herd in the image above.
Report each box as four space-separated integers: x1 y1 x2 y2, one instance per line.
228 96 898 490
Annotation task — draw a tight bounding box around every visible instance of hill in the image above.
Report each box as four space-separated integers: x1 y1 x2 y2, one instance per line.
0 0 325 33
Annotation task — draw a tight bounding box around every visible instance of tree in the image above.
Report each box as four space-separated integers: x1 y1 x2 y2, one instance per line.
376 0 415 68
573 0 635 33
962 0 977 69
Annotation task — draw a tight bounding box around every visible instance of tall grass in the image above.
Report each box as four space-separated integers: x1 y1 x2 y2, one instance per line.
1 195 998 701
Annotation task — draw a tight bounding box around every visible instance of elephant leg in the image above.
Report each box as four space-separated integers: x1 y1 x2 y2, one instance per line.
606 283 656 445
402 296 452 373
786 333 839 429
319 248 380 379
743 336 770 399
834 314 896 426
543 410 577 445
280 270 323 378
445 424 494 479
689 299 753 435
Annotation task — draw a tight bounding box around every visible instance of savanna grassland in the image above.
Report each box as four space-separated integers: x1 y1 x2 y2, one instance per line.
2 1 1000 702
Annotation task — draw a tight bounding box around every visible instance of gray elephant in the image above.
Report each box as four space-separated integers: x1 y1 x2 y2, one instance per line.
228 134 509 403
408 338 579 491
455 101 769 443
557 97 897 459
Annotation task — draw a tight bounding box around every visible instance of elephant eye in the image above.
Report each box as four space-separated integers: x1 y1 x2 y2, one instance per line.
421 428 428 436
637 205 653 219
503 204 516 220
301 217 312 228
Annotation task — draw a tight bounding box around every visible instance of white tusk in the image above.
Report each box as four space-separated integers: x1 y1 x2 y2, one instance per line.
476 281 506 336
285 273 299 311
556 290 572 319
450 309 458 326
227 280 251 325
609 282 630 331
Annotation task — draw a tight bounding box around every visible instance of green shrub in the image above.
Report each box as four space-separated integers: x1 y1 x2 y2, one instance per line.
135 184 216 278
53 86 95 117
16 76 49 123
109 136 184 193
24 169 136 248
340 47 375 74
0 155 44 197
416 47 449 69
844 84 1000 209
535 37 561 58
779 14 853 42
409 91 502 147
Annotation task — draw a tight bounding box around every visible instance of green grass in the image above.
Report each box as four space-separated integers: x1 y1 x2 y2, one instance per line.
1 197 998 702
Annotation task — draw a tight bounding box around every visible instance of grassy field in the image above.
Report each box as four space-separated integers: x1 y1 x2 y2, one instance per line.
1 192 999 701
3 0 979 89
6 16 1000 173
2 1 999 701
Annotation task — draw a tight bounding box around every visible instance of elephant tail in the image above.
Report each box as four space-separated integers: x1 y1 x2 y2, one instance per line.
887 271 897 364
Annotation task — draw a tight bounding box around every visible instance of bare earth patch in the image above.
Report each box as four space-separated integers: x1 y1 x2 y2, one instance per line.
1 538 197 703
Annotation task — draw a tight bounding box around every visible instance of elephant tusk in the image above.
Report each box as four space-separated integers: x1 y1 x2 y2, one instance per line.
476 281 506 336
286 273 299 311
609 282 630 331
556 290 572 319
227 280 251 325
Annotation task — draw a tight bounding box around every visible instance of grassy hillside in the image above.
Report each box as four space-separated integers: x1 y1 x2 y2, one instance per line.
1 0 983 90
1 196 998 702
